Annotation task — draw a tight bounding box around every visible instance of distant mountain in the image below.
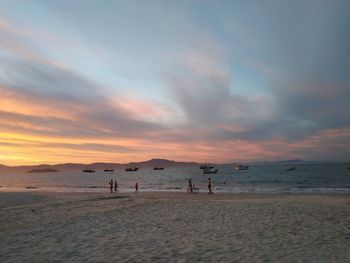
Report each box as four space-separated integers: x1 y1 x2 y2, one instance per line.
0 158 346 173
0 158 200 172
127 158 198 168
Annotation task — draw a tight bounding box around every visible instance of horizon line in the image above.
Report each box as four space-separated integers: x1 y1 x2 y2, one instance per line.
0 158 346 168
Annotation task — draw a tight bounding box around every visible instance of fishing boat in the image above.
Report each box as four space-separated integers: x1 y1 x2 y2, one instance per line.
286 166 296 171
125 165 139 172
153 167 164 170
83 169 95 173
199 163 214 169
125 167 139 172
203 167 218 174
235 165 249 170
104 169 114 172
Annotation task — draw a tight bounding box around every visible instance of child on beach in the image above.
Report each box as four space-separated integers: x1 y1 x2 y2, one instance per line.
208 177 213 194
135 182 139 193
114 180 118 193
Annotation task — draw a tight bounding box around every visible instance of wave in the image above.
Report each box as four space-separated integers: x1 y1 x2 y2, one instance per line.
1 185 350 194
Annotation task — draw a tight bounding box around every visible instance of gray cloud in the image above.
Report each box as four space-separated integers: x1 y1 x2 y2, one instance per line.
1 57 100 100
162 0 350 146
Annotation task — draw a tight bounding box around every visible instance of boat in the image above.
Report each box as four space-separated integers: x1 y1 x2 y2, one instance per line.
83 169 95 173
203 167 218 174
286 166 296 171
104 169 114 172
235 165 249 170
153 167 164 170
199 163 214 169
125 167 139 172
125 166 139 172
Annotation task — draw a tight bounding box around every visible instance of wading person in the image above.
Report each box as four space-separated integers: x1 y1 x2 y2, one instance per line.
188 178 193 193
109 179 113 194
208 177 213 194
114 179 118 193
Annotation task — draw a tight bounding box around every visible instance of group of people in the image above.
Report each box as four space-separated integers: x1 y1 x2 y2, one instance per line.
187 177 213 194
108 179 119 193
109 178 213 194
108 179 139 193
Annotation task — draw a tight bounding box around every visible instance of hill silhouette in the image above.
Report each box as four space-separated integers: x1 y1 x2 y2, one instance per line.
0 158 199 172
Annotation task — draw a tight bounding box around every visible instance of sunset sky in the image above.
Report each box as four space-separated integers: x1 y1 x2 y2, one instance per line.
0 0 349 165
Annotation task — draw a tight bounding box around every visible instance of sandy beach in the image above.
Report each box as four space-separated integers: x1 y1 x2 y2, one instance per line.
1 191 350 262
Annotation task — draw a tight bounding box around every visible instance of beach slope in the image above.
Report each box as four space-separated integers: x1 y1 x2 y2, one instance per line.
0 192 349 262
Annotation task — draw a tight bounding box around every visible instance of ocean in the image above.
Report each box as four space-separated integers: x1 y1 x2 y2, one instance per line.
1 163 350 193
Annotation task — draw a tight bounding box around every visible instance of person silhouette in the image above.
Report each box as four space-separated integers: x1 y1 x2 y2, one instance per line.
109 179 113 194
208 177 213 194
188 178 193 193
135 182 139 193
114 180 118 193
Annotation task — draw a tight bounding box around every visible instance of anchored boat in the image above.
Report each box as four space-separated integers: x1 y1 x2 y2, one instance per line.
83 169 95 173
203 167 218 174
235 165 249 171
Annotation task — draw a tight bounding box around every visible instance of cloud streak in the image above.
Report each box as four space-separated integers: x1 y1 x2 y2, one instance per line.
0 2 349 164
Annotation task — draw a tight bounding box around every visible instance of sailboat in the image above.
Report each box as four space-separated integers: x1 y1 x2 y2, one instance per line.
203 167 218 174
199 162 214 169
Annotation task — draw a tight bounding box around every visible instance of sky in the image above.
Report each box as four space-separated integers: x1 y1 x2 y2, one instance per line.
0 0 349 165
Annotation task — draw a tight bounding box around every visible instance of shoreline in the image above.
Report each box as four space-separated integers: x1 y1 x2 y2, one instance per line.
1 186 350 195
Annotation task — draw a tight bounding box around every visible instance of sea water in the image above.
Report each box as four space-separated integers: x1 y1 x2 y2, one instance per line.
0 163 350 193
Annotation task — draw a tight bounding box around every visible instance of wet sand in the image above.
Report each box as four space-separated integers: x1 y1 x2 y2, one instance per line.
1 191 350 262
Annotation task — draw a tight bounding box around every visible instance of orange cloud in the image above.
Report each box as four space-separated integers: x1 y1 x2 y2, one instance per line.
1 81 349 166
1 127 349 166
0 87 77 120
111 96 177 123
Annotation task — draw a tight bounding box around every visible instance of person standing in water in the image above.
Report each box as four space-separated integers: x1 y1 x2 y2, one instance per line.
208 177 213 194
135 182 139 193
109 179 113 194
188 178 193 193
114 179 118 193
